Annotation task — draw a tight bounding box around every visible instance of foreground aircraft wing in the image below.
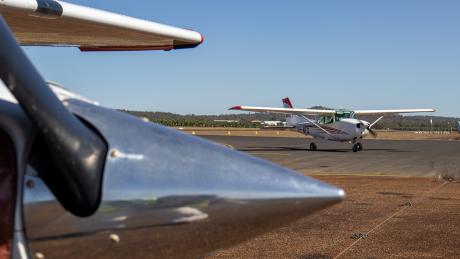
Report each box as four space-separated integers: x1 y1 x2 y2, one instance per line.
354 108 435 115
0 0 203 50
230 106 336 116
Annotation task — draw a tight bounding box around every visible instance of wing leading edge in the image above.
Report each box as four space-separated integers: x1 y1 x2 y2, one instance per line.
230 106 435 116
230 106 336 116
0 0 203 51
354 109 435 115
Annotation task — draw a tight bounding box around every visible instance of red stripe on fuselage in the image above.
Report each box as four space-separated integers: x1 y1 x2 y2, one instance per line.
307 125 348 135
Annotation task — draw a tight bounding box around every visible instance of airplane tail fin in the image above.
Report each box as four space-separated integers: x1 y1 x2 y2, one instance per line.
282 97 293 108
282 97 307 126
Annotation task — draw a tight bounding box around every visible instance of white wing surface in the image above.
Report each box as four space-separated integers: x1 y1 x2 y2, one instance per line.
230 106 435 116
0 0 203 51
230 106 336 116
355 109 435 115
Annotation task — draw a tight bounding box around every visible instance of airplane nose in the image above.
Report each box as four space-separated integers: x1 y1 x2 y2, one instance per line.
362 128 369 136
39 101 347 258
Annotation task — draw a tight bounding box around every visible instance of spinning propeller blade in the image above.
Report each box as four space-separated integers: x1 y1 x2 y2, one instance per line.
367 115 384 138
367 127 378 138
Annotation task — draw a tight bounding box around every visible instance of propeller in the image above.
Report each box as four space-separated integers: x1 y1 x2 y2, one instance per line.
363 115 384 138
0 16 107 216
367 126 378 138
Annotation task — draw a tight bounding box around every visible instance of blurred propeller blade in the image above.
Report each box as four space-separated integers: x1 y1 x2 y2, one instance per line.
368 127 378 138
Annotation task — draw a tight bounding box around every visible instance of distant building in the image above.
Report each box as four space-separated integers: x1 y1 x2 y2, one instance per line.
261 121 283 126
250 120 286 126
262 121 286 126
213 120 239 123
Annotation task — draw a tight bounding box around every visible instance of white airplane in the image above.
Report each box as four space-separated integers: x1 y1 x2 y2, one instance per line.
231 97 435 152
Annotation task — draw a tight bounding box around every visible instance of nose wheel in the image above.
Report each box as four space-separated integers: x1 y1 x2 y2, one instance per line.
352 142 363 152
309 142 317 151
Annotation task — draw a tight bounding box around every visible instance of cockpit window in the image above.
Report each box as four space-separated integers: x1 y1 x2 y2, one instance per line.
334 110 355 121
317 110 356 124
317 116 334 124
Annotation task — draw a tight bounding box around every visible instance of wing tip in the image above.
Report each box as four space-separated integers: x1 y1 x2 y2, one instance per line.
198 32 205 44
229 106 242 110
78 30 203 52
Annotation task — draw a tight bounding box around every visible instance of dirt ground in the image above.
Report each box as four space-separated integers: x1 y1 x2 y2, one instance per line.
177 127 460 141
206 175 460 258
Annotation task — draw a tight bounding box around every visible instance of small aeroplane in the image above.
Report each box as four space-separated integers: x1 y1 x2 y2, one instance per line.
0 1 344 258
231 97 435 152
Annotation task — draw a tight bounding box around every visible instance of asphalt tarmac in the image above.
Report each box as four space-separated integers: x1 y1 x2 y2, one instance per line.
198 135 460 258
201 136 460 178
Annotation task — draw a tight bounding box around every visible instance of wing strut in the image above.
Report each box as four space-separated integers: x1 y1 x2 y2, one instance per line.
299 115 332 135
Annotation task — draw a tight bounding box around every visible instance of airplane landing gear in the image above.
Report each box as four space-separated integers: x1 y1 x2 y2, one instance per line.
309 142 317 151
352 144 359 152
352 142 363 152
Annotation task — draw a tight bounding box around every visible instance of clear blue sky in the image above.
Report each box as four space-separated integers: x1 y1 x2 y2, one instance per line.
23 0 460 117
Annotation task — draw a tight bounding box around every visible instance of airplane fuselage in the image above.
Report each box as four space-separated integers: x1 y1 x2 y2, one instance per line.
295 118 369 142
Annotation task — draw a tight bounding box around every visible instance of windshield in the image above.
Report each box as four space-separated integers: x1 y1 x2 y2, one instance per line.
334 110 355 121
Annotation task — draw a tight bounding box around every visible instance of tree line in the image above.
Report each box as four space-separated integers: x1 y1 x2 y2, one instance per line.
120 110 459 131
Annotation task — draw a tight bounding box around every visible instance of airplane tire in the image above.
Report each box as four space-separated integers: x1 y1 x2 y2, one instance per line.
352 144 359 152
309 143 317 151
357 142 363 151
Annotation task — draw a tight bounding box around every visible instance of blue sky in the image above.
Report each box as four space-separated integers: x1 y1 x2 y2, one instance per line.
23 0 460 117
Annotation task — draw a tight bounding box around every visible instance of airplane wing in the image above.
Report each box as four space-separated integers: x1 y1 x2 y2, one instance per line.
0 0 203 51
354 109 435 115
230 106 336 116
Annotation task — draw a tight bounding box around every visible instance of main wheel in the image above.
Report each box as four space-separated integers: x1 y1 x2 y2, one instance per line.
357 142 363 151
309 142 317 151
352 144 359 152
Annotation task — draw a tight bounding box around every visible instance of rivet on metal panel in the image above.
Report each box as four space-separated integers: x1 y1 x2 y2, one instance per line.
109 234 120 243
26 179 35 189
110 149 119 158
